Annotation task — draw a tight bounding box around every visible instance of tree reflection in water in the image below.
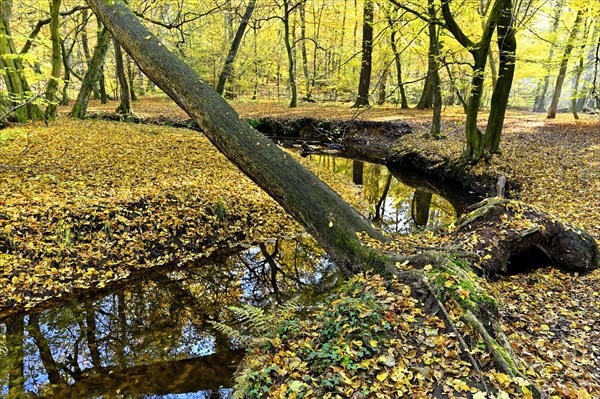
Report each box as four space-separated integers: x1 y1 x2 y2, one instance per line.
308 154 458 234
0 237 336 399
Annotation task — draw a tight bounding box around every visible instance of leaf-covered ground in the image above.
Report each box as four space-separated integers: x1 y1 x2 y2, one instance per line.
0 116 361 318
2 98 599 397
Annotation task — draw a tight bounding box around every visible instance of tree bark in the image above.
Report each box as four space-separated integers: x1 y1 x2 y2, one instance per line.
547 10 583 119
44 0 62 121
427 0 442 138
283 0 298 108
441 0 504 162
483 0 516 153
532 0 565 112
114 39 131 114
0 0 44 123
216 0 256 96
387 15 408 108
70 27 111 119
84 0 387 276
353 0 373 107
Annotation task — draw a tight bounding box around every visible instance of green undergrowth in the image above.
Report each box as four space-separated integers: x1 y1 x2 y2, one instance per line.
234 273 533 399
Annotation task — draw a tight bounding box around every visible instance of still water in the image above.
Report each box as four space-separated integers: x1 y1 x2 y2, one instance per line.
0 238 337 399
0 155 471 398
306 154 458 234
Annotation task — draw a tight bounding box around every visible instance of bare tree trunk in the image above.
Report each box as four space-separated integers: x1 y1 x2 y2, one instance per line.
427 0 442 138
353 0 373 107
114 39 131 114
386 14 408 108
547 10 583 119
216 0 256 96
533 0 565 112
283 0 298 108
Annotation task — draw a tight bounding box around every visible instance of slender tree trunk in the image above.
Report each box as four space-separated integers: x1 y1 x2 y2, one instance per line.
533 0 565 112
126 57 138 101
81 9 101 101
547 10 584 119
216 0 256 96
114 39 131 114
283 1 297 108
387 16 408 108
85 0 388 276
484 0 516 153
299 0 311 100
427 0 442 139
377 67 388 105
60 39 71 105
70 27 111 118
44 0 62 121
353 0 373 107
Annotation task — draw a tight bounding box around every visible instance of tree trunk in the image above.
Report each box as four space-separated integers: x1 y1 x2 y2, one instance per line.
0 0 44 123
127 57 138 101
483 0 516 153
427 0 442 139
44 0 62 121
83 4 598 395
547 10 583 119
376 67 387 105
60 39 71 105
84 0 387 276
353 0 373 107
70 27 111 119
216 0 256 96
283 1 298 108
441 0 504 162
387 16 408 108
114 39 131 114
533 0 565 112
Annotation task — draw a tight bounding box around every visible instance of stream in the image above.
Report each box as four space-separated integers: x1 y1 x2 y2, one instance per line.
0 153 477 399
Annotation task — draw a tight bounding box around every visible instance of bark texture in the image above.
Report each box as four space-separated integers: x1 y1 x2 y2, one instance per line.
84 0 387 277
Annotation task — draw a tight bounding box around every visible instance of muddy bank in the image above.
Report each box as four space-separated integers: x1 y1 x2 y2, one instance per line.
90 112 510 202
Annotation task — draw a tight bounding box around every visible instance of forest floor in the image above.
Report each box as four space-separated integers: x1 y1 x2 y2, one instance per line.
1 97 599 397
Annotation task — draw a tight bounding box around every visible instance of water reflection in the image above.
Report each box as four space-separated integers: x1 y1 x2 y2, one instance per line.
0 237 338 399
308 154 457 234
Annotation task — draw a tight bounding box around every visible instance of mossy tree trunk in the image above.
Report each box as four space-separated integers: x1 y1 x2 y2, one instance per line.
44 0 62 121
84 2 599 394
70 27 111 119
441 0 505 162
483 0 516 153
0 0 44 123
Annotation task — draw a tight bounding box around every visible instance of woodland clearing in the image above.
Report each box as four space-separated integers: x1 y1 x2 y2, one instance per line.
1 98 599 397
